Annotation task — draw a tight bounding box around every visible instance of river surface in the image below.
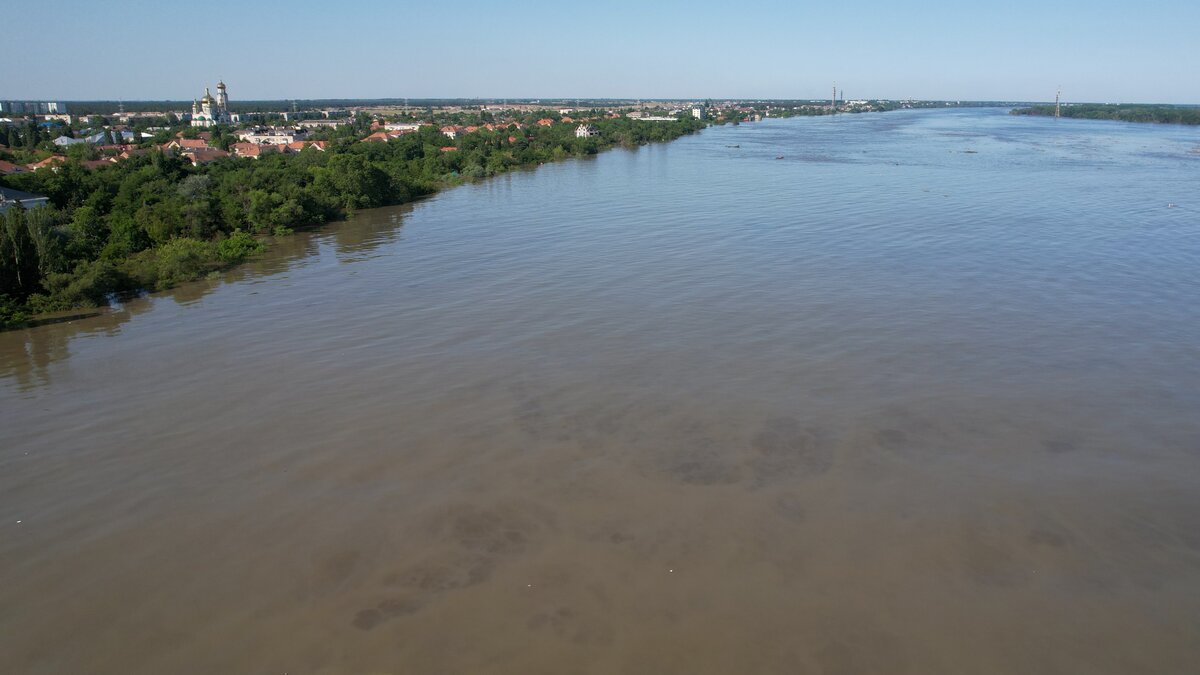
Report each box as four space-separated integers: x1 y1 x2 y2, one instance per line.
2 108 1199 674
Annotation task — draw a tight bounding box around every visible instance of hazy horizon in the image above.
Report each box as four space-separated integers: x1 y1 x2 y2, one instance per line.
5 96 1196 107
2 0 1197 105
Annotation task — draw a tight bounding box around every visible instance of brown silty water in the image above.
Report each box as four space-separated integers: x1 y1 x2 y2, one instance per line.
2 109 1199 673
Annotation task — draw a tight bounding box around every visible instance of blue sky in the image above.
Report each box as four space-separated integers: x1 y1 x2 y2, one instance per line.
3 0 1197 103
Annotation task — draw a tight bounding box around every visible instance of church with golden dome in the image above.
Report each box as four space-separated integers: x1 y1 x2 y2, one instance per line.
190 81 238 127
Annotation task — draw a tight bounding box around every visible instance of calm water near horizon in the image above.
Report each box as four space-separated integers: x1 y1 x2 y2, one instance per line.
2 108 1199 673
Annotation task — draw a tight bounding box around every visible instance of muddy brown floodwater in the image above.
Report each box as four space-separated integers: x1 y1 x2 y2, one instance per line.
3 109 1199 673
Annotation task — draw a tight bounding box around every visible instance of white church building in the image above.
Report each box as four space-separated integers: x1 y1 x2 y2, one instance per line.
190 81 239 127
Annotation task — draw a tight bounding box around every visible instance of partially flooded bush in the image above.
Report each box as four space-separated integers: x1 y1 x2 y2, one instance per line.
153 237 220 289
218 229 265 262
27 259 130 312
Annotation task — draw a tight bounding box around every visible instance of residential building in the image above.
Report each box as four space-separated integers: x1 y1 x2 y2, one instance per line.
0 159 28 175
160 138 212 154
287 140 326 152
236 127 307 145
180 148 230 165
297 119 351 129
231 142 281 158
383 122 422 132
0 186 50 213
575 124 599 138
691 106 706 120
26 156 67 171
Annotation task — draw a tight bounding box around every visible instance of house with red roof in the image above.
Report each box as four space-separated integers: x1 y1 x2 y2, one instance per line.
160 138 212 155
0 159 28 175
287 140 327 151
26 155 68 171
232 142 282 158
181 148 229 166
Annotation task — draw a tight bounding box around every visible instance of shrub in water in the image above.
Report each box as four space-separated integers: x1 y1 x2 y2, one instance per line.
218 230 265 262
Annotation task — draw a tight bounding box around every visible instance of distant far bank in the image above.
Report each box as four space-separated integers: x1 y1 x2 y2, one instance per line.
12 98 1061 117
1011 104 1200 125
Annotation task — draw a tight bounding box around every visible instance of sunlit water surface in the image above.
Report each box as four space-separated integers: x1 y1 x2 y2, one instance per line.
3 109 1199 674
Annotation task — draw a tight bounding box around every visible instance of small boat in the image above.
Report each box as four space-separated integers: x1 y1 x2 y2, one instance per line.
775 155 784 160
726 144 740 148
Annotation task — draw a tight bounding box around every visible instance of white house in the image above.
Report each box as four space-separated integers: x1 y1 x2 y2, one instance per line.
237 126 308 145
575 124 599 138
384 122 423 132
298 119 351 129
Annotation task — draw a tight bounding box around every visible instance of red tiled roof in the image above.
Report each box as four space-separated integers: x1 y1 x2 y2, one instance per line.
181 149 229 165
0 159 27 174
440 146 458 152
27 155 67 170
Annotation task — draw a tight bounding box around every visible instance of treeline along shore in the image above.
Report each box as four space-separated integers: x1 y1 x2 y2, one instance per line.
1011 103 1200 125
0 113 706 329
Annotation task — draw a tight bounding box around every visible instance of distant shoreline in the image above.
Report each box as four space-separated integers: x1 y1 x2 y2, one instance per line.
1011 104 1200 125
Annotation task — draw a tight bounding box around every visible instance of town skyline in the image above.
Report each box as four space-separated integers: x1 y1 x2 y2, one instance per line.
2 0 1197 104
